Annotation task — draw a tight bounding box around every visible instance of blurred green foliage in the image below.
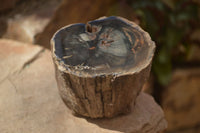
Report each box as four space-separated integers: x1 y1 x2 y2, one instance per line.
128 0 200 85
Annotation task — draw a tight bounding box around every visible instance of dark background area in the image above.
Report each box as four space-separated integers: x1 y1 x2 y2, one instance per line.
0 0 200 132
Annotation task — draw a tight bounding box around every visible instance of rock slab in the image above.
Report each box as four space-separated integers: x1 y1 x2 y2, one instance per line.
162 68 200 132
0 39 167 133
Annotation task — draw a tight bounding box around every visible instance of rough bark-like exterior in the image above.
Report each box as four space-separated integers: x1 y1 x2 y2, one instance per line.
56 63 151 118
51 16 155 118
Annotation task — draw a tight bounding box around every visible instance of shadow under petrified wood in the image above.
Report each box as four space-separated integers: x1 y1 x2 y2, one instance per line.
51 16 155 118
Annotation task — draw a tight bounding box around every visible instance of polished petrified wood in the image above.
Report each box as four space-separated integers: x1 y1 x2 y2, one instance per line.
51 16 155 118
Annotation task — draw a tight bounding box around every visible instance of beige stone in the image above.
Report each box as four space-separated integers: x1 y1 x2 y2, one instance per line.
0 39 167 133
3 15 50 43
0 39 43 82
162 68 200 131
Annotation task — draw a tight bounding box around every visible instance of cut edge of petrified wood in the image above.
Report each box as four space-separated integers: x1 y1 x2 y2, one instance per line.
51 16 155 78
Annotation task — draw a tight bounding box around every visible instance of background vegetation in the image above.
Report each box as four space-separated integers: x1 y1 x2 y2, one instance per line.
126 0 200 85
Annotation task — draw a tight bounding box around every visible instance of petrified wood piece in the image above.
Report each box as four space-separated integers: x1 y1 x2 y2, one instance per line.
51 16 155 118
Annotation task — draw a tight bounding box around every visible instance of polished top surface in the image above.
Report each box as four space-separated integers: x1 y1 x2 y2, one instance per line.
53 16 153 75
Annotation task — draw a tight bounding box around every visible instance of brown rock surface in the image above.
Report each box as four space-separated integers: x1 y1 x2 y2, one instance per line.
0 39 167 133
1 0 61 43
0 18 7 37
187 44 200 62
171 127 200 133
0 0 21 12
34 0 116 49
162 68 200 132
34 0 140 49
142 75 154 95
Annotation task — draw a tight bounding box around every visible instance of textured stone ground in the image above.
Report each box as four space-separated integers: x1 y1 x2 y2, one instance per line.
0 39 167 133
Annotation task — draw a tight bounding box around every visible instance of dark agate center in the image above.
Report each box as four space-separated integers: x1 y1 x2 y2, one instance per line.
53 16 149 73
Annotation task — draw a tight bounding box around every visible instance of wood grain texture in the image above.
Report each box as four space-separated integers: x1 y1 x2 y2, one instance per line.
51 16 155 118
